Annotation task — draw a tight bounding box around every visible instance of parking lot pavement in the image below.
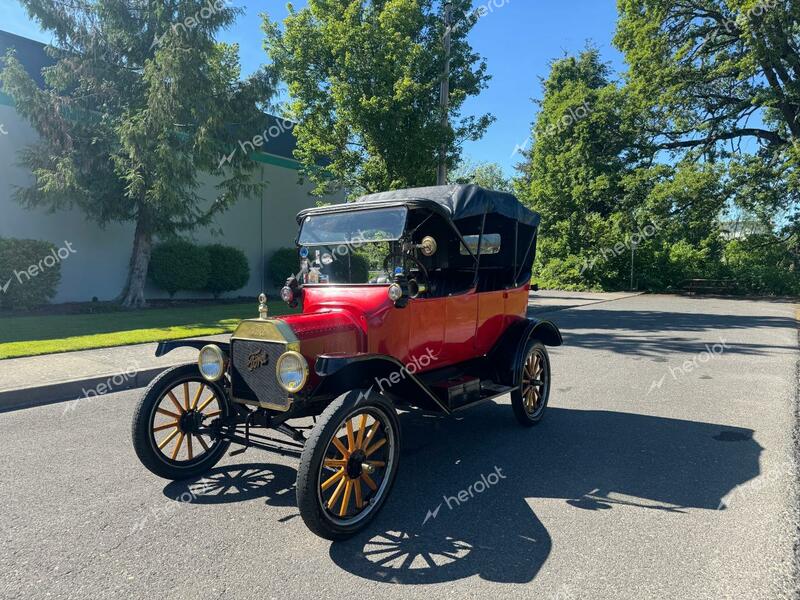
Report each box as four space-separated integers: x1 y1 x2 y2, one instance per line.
0 294 797 599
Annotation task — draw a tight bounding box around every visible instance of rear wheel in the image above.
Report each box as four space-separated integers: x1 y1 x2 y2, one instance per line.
132 364 231 480
297 390 400 540
511 341 551 426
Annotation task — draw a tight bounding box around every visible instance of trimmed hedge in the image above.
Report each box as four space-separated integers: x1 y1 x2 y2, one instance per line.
0 238 64 310
149 240 210 297
268 247 299 288
149 241 252 297
205 244 250 298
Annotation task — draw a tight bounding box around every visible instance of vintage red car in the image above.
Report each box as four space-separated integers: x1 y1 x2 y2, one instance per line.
131 184 562 540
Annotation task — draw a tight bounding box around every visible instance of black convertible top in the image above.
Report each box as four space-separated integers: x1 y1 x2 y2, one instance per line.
353 184 540 228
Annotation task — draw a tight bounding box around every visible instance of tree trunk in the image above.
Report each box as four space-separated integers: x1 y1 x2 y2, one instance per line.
118 215 153 308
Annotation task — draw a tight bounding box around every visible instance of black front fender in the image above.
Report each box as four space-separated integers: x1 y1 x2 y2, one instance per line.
313 354 449 414
155 339 230 358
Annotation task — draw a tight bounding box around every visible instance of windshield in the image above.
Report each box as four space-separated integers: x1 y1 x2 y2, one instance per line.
298 207 407 246
303 242 396 285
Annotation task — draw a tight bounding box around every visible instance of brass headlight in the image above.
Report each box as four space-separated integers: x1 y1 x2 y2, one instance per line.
275 350 309 393
198 344 226 382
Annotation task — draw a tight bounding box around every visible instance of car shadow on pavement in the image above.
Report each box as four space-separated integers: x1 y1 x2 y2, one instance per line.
163 462 297 507
544 308 797 357
329 403 762 585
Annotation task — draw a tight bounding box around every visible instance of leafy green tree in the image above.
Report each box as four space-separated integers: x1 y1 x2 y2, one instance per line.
263 0 493 196
514 48 643 289
1 1 275 307
615 0 799 291
450 160 511 192
615 0 799 153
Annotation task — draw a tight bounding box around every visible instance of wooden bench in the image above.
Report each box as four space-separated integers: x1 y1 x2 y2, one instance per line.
681 279 739 295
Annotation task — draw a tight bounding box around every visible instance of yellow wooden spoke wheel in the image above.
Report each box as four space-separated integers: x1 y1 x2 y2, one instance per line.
132 364 231 480
297 389 400 540
512 341 551 426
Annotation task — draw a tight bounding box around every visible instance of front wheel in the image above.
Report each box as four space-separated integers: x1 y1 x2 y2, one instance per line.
511 341 551 426
131 364 232 480
297 390 400 540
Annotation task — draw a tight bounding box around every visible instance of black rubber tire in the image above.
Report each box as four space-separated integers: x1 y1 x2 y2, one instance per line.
131 364 231 480
511 340 551 427
296 389 401 541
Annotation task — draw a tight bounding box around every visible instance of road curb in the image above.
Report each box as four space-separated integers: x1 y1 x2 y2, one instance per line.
0 366 169 413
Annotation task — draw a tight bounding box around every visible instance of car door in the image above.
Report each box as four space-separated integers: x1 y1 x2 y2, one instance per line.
475 289 507 355
406 296 445 368
441 291 479 367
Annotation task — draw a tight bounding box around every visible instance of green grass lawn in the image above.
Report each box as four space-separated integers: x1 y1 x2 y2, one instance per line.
0 301 297 359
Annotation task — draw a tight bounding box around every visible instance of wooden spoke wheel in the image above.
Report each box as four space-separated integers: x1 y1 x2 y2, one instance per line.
297 390 400 540
511 341 551 426
132 364 231 480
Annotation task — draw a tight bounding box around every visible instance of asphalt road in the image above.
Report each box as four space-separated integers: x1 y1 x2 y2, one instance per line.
1 293 798 599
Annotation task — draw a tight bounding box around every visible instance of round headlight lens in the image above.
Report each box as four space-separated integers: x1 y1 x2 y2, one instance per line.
198 345 226 382
280 286 294 303
388 283 403 302
276 351 309 393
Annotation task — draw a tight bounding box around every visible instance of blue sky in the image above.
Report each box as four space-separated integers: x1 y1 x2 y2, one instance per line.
2 0 624 176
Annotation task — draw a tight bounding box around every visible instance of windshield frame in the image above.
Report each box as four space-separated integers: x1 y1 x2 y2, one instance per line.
297 206 409 247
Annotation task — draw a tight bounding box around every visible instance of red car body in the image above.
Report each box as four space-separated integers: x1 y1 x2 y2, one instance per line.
281 282 531 386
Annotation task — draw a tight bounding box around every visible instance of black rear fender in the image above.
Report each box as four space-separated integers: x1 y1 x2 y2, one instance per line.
490 318 562 386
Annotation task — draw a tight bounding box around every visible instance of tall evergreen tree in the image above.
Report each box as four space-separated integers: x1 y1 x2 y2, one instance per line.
1 0 275 307
514 49 643 289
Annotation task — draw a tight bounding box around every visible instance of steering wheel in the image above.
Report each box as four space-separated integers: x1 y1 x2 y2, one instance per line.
383 253 429 294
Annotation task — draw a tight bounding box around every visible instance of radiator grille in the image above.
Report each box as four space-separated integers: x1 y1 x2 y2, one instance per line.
230 340 291 411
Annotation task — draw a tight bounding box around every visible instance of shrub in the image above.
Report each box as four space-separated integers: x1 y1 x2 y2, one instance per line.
330 251 370 283
0 238 64 310
723 237 800 296
149 240 209 297
204 244 250 298
268 247 300 288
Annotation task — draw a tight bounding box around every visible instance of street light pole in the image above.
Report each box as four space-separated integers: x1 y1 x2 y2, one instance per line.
437 1 453 185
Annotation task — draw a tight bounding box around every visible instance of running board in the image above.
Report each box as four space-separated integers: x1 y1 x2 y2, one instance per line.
452 382 518 412
431 377 517 412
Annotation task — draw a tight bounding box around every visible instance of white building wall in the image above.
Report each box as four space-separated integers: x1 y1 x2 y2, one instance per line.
0 102 342 303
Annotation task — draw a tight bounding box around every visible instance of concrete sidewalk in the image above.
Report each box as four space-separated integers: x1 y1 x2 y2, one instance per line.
0 335 228 412
0 290 639 411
